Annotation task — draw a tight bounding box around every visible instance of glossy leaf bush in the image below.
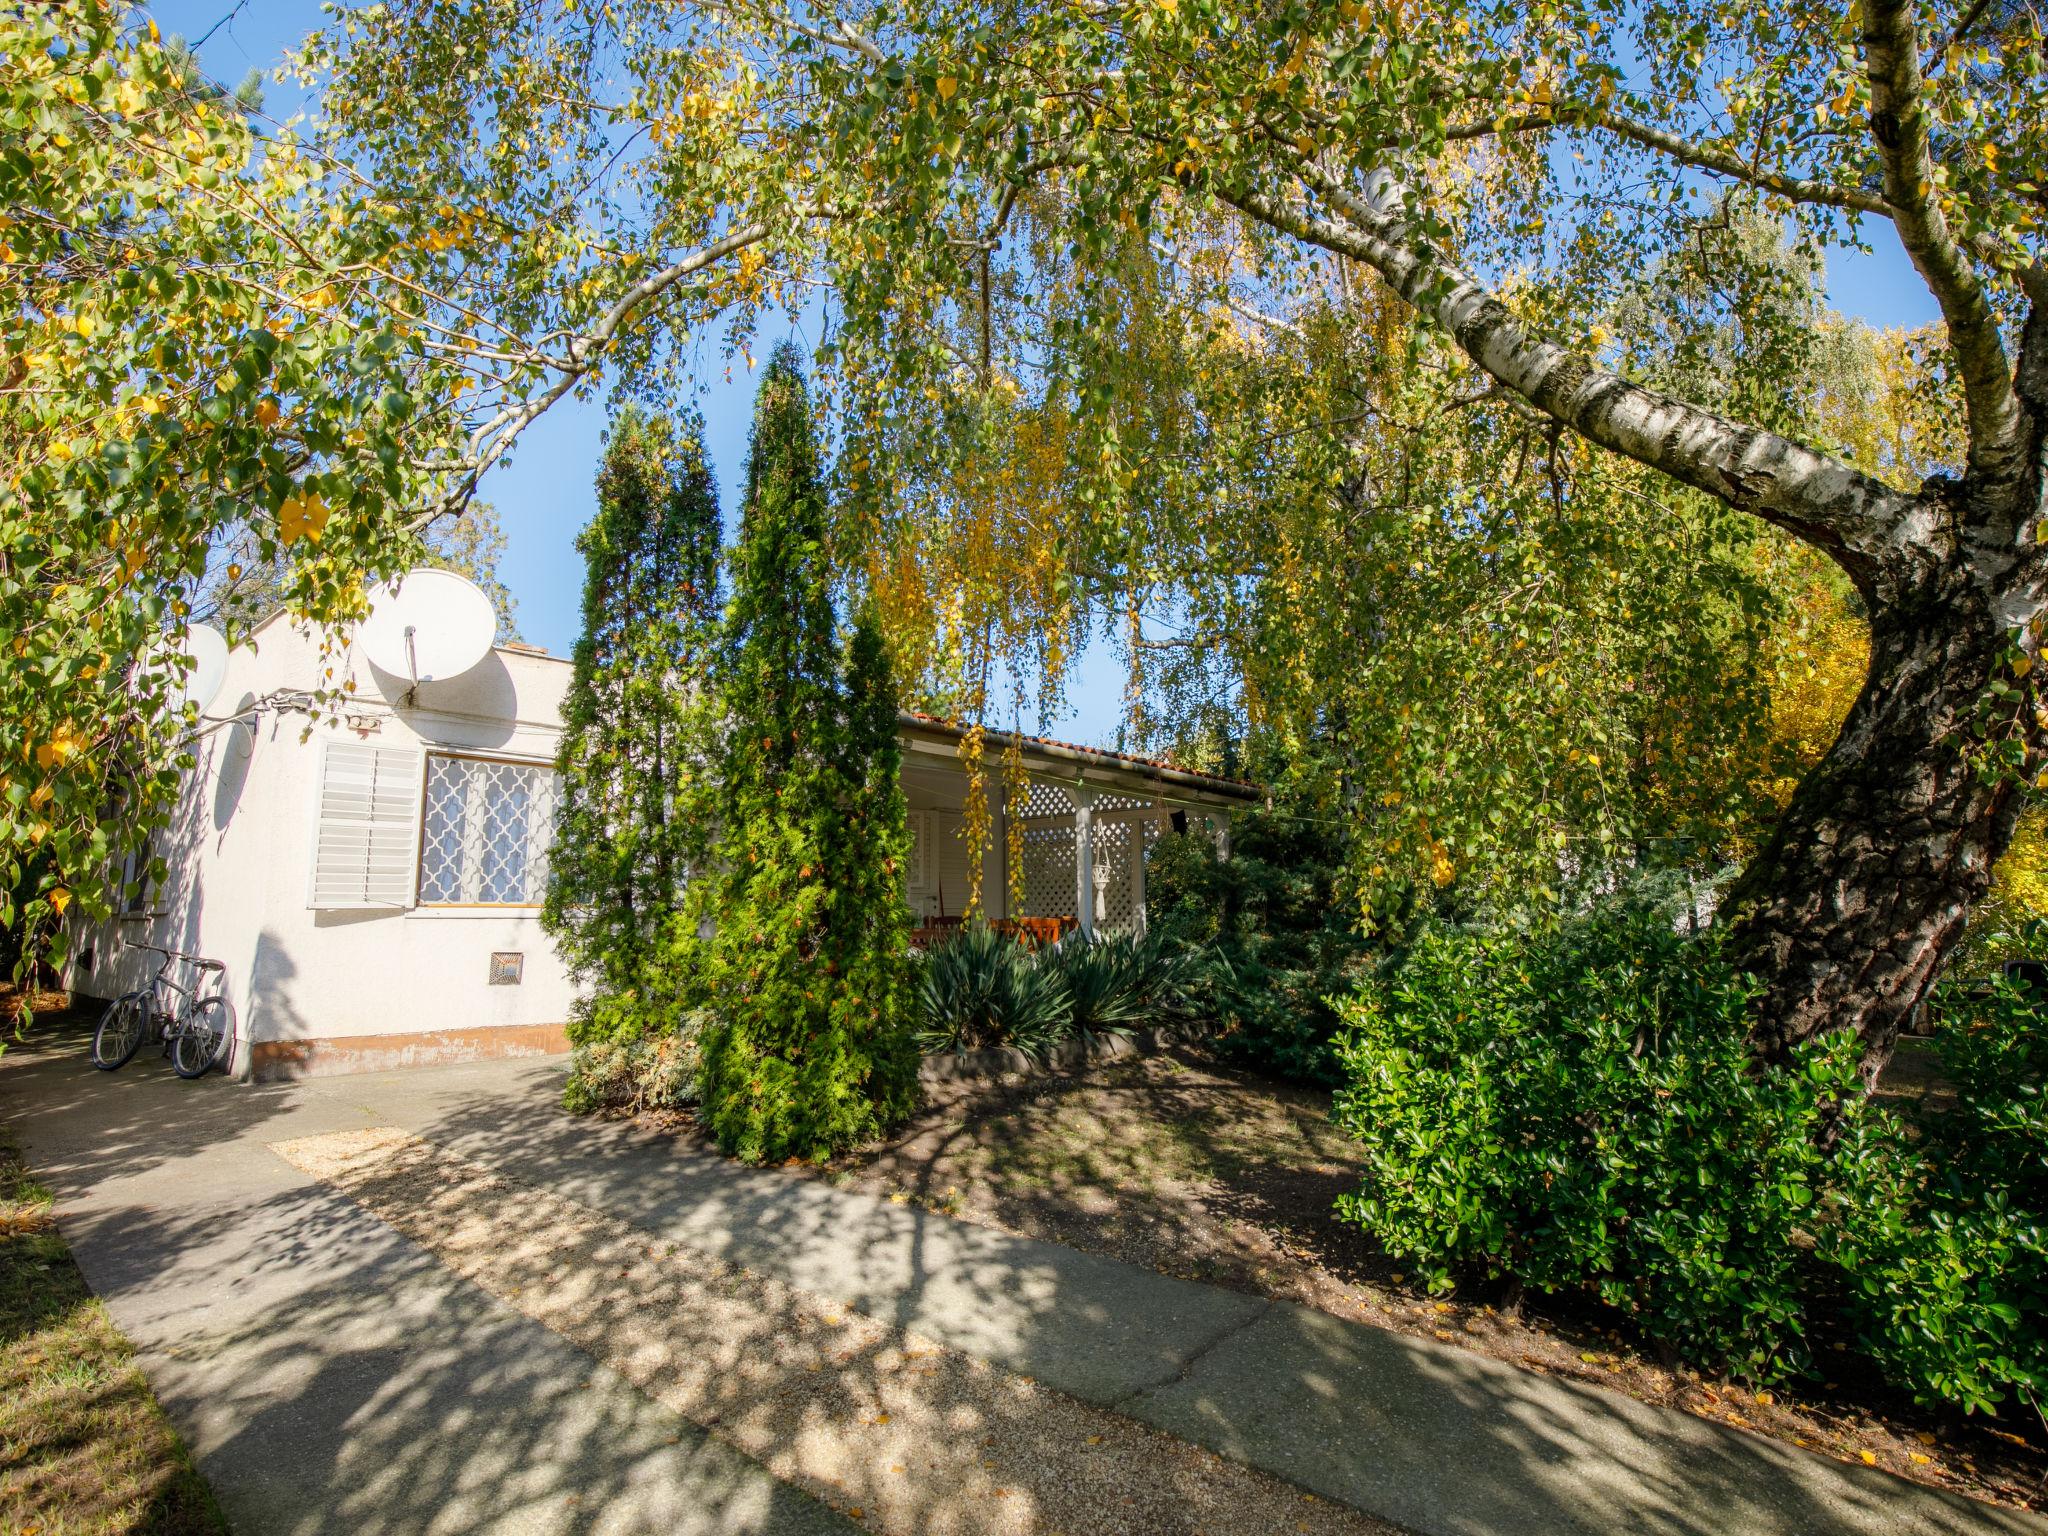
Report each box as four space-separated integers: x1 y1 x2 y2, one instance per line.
1332 898 1863 1379
1819 978 2048 1415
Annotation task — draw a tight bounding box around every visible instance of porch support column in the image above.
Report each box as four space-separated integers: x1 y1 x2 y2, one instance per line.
990 782 1010 922
1129 803 1150 935
1073 785 1098 938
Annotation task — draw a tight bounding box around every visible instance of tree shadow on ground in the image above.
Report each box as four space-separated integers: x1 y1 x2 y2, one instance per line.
807 1046 2048 1520
7 1043 2037 1536
386 1060 2029 1536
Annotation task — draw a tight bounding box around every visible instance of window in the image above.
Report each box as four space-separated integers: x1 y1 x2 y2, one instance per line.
417 754 559 906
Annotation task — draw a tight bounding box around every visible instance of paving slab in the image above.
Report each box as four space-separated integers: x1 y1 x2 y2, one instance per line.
2 1028 854 1536
4 1030 2041 1536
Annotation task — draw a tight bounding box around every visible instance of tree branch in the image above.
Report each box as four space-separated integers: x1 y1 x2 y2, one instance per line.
1436 102 2048 317
425 220 775 510
1219 169 1919 596
1864 0 2025 484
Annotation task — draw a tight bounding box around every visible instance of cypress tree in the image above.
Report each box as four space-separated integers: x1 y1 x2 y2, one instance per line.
828 602 920 1113
544 407 722 1060
697 345 918 1160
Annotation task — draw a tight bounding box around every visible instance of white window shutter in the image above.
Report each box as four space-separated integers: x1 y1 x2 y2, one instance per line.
309 741 423 909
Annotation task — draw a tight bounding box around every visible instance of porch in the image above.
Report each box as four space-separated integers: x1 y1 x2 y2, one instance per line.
894 713 1256 944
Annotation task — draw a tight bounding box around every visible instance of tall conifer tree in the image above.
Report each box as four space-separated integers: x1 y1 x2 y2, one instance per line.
544 407 722 1050
697 346 917 1161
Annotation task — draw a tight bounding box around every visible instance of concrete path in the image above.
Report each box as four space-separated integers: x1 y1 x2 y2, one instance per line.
3 1020 2038 1536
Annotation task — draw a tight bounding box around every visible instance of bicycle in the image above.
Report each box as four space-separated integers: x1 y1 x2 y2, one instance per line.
90 943 238 1079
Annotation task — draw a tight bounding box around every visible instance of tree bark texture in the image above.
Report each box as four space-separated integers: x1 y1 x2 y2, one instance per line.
1725 534 2044 1084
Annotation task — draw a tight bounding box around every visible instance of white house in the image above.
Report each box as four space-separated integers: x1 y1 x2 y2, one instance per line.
66 609 1256 1080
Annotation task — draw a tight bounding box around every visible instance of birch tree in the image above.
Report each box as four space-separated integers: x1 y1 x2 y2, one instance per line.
794 0 2048 1081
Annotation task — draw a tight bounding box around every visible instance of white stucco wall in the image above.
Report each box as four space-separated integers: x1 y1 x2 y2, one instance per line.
67 615 577 1071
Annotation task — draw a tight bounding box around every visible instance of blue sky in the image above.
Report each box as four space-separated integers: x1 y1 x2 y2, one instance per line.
153 1 1940 747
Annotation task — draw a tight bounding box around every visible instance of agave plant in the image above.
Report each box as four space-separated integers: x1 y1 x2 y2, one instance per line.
1043 929 1197 1041
915 922 1074 1062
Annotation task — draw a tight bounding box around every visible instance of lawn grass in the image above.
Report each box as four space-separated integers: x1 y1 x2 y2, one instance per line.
0 1126 223 1536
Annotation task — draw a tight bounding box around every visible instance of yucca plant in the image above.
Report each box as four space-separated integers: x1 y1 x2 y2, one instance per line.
1044 929 1197 1041
915 922 1074 1062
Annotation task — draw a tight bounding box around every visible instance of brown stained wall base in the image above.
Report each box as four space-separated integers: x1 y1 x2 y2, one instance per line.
248 1023 569 1082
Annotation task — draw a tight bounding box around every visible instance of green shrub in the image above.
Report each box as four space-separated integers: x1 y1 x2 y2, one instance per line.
1331 897 1861 1378
1148 807 1368 1083
694 351 919 1162
1819 977 2048 1415
562 1024 705 1115
545 407 723 1059
914 923 1073 1062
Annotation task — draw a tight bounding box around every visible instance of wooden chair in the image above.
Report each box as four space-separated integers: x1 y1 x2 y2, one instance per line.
991 915 1076 951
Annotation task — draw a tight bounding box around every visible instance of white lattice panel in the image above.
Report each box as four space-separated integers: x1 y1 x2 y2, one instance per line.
1094 820 1139 933
1015 780 1073 819
1015 825 1074 920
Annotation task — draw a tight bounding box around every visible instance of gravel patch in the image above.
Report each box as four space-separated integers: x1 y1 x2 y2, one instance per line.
273 1127 1401 1536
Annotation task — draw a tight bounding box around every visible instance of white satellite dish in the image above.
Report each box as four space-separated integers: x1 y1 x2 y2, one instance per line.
140 622 234 720
176 623 229 715
358 568 496 688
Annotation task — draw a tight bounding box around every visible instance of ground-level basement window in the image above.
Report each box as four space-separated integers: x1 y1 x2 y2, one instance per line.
418 754 559 906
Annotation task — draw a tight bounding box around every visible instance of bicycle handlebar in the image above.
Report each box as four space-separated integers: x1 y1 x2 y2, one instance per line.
122 941 225 972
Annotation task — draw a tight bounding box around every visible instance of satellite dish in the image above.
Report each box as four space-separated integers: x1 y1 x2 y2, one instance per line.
358 568 495 688
177 623 229 714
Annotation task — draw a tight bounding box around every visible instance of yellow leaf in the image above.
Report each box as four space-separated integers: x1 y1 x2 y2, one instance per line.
1859 1450 1877 1465
256 399 280 427
936 75 958 101
279 490 329 545
48 887 70 916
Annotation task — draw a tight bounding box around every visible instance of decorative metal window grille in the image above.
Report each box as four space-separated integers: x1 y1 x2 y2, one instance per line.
489 951 524 985
419 755 558 905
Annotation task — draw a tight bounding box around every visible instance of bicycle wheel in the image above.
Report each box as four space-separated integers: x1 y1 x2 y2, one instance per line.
91 993 150 1071
171 997 235 1079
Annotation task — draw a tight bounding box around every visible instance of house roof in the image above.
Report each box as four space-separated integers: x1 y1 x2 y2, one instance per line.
897 711 1258 805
